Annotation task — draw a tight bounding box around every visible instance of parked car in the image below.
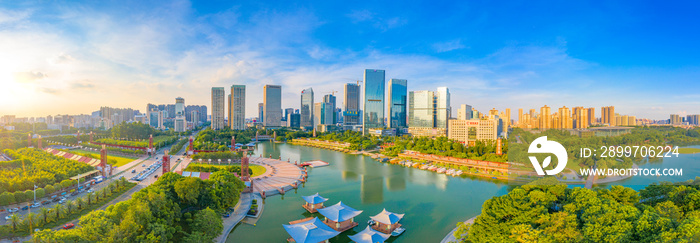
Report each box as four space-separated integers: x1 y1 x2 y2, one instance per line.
5 214 13 220
8 208 19 213
222 213 230 218
42 201 50 205
62 223 74 229
58 199 66 204
21 206 29 210
132 169 136 173
87 189 94 193
70 192 79 196
52 198 61 202
31 202 41 208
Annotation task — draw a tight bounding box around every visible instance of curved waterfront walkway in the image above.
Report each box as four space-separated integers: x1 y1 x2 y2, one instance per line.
440 215 479 243
216 192 252 243
249 156 304 197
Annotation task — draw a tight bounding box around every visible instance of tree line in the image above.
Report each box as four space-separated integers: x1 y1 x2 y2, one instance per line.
33 171 246 242
456 177 700 242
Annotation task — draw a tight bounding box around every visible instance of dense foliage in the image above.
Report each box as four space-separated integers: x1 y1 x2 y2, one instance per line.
0 148 93 195
169 138 189 155
185 164 252 175
191 151 243 161
457 177 700 243
109 122 159 139
382 136 508 162
81 143 146 156
33 171 245 242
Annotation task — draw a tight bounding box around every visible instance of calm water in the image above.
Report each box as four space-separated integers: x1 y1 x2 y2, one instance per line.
227 142 700 242
227 142 510 243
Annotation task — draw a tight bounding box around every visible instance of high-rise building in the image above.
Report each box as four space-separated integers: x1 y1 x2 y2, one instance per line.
149 112 160 128
558 106 572 129
229 85 246 130
687 115 700 125
314 102 334 127
540 105 551 129
185 105 207 123
284 108 294 121
323 94 337 124
175 97 185 116
258 103 264 123
458 105 473 120
518 108 523 125
573 107 588 129
300 88 314 129
363 69 386 134
343 83 361 127
408 87 450 137
263 85 282 128
587 107 595 126
191 111 199 125
211 87 225 130
287 113 301 128
602 106 616 126
670 114 681 125
174 117 186 132
436 87 450 130
388 79 407 130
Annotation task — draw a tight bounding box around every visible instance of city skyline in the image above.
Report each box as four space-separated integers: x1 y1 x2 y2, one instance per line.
1 1 699 119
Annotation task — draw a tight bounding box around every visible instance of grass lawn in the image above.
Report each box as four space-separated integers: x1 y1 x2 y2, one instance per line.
186 163 267 177
678 147 700 154
72 149 136 167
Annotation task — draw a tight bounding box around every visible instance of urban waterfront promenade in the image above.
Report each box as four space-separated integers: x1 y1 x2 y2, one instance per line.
248 156 305 196
441 215 480 243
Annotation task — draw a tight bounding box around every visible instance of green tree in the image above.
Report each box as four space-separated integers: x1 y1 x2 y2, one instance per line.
35 187 46 199
188 208 223 242
9 213 21 232
40 207 50 224
174 177 202 205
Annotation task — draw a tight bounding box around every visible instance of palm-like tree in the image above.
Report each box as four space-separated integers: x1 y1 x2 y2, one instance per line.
75 197 84 210
40 207 50 224
109 183 117 193
65 200 74 214
87 192 94 205
9 213 20 232
52 204 63 220
95 191 101 201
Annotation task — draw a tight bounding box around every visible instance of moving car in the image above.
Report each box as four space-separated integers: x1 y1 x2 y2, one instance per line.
52 198 61 202
132 169 136 173
62 223 74 229
42 201 51 205
8 208 19 213
5 214 13 220
87 189 94 193
31 202 41 208
21 206 29 211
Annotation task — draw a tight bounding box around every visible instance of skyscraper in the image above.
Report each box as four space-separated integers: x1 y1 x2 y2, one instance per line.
435 87 450 131
343 83 361 127
263 85 282 128
314 102 334 127
258 103 264 123
175 97 185 116
300 88 314 130
229 85 245 130
587 107 595 126
388 79 407 129
602 106 616 126
408 87 450 137
211 87 225 130
540 105 551 129
284 108 294 121
363 69 385 134
323 94 337 124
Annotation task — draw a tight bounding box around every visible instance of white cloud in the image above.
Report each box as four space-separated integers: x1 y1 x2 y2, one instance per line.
433 39 466 53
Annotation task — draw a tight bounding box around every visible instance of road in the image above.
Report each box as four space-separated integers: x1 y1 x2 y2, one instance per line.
0 131 199 242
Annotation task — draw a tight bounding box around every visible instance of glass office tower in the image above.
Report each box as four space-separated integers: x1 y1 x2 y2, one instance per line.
343 83 361 127
388 79 407 130
362 69 385 134
263 85 282 128
300 88 314 130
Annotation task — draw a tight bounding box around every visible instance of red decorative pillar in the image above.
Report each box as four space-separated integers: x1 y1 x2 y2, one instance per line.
496 139 502 156
38 135 42 149
188 136 194 154
27 134 31 147
162 152 170 174
241 155 250 181
100 145 107 177
148 134 154 155
230 136 235 151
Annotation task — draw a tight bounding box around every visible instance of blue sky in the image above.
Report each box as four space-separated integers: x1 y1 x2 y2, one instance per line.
1 0 699 120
